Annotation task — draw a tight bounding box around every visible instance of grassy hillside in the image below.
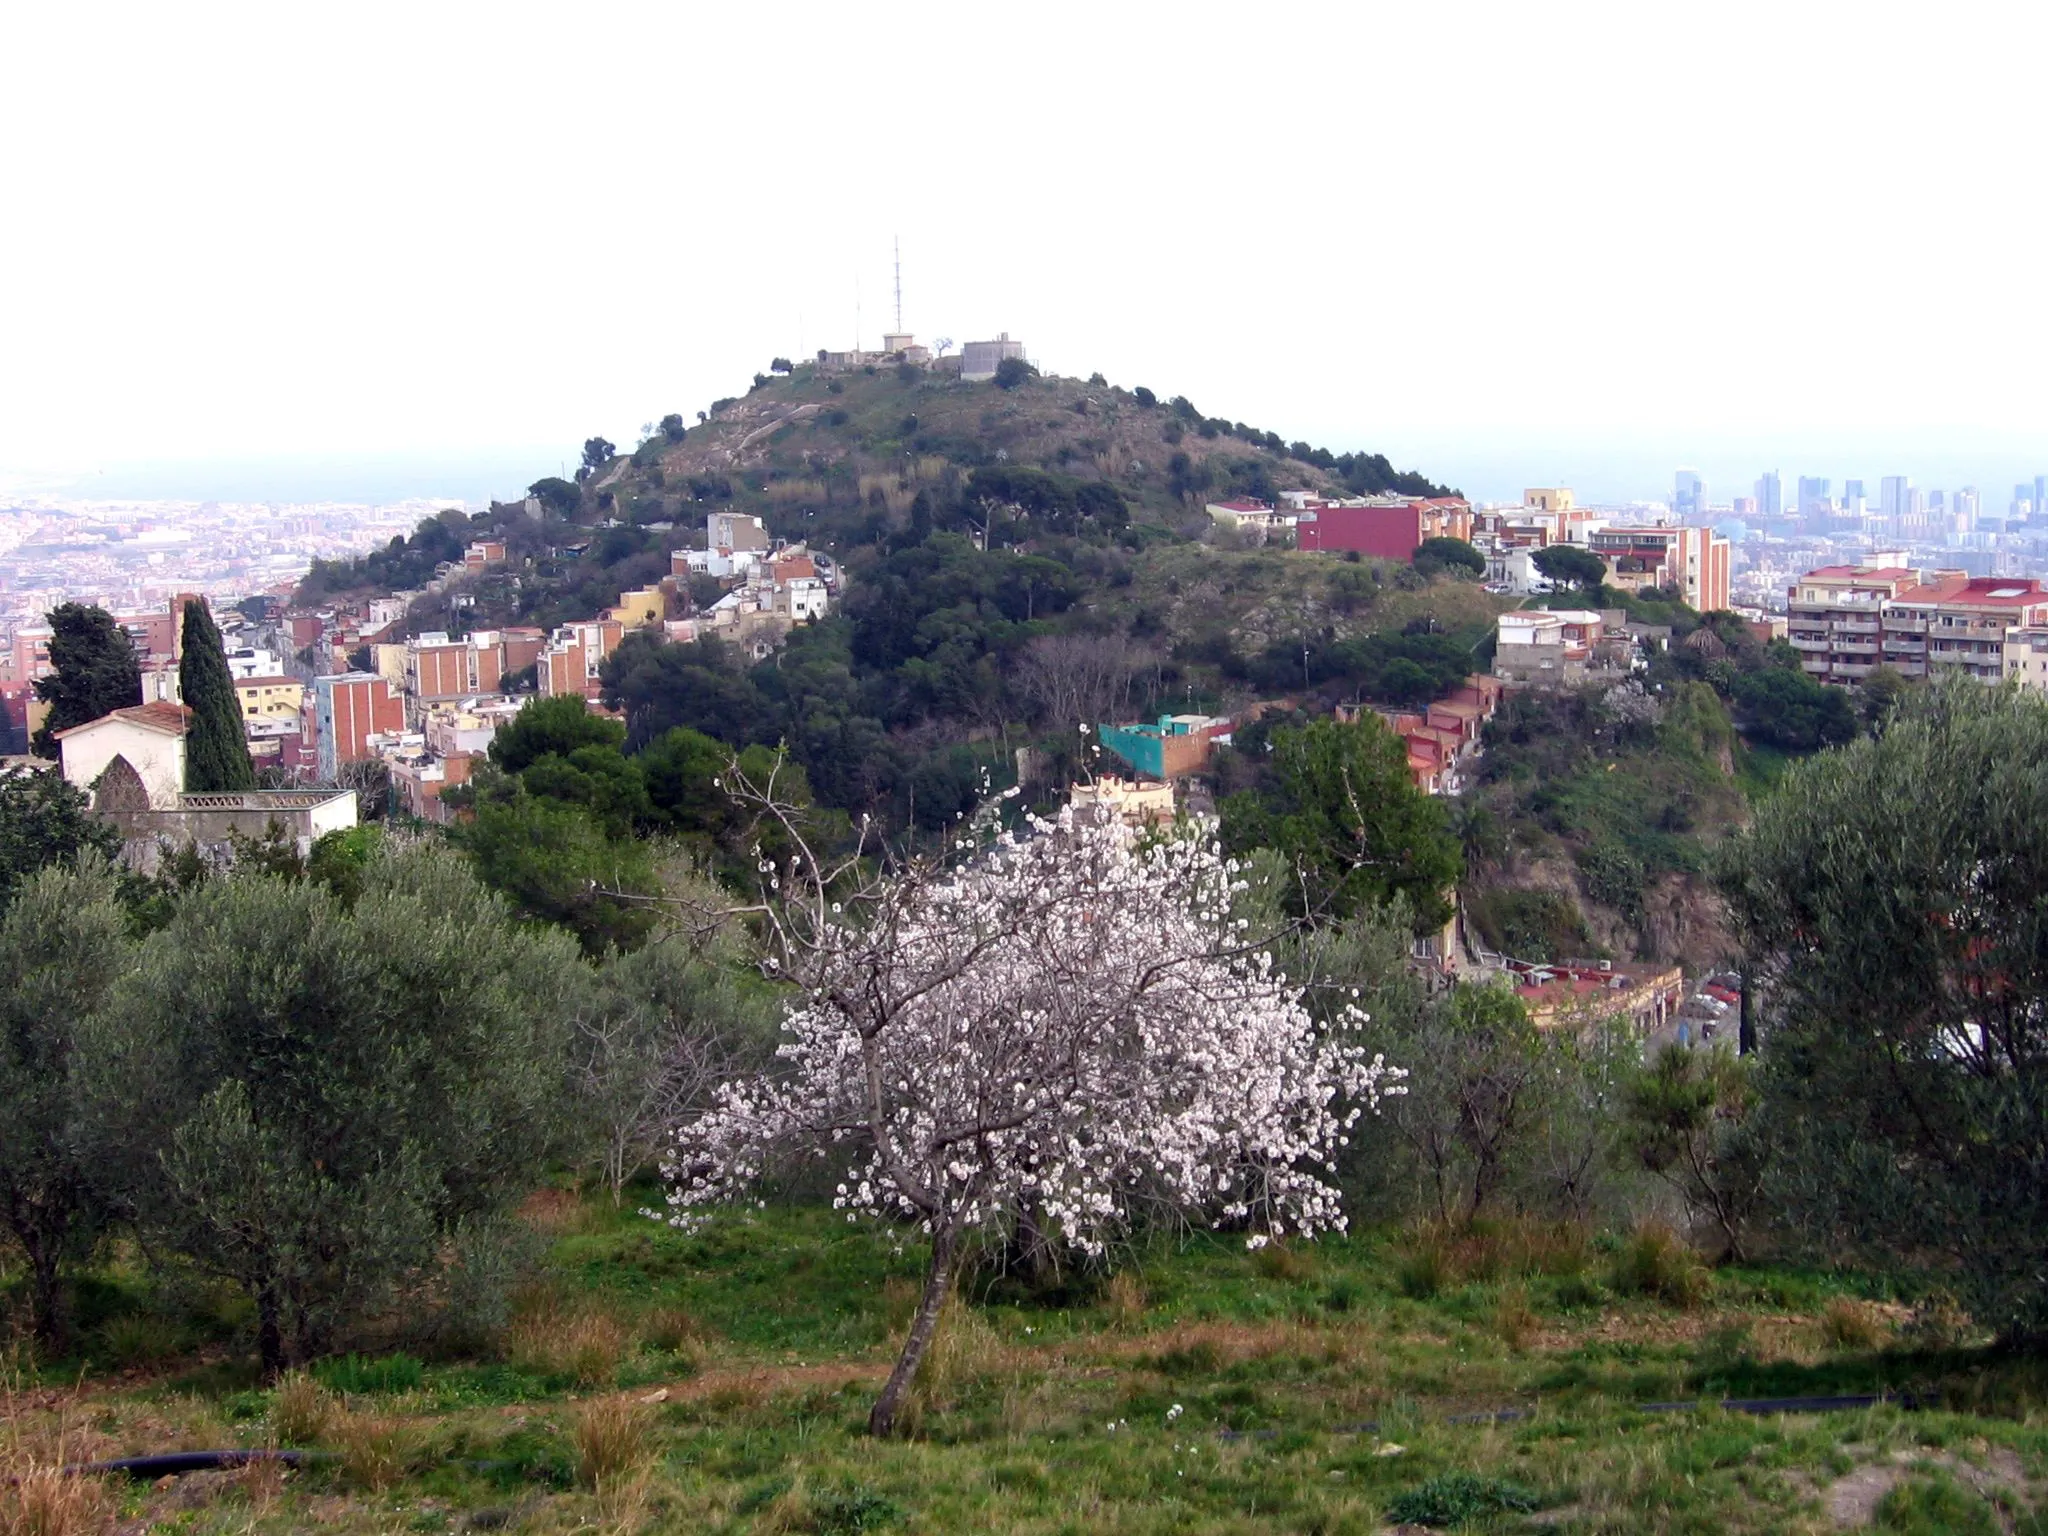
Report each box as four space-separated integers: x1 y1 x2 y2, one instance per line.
10 1192 2042 1534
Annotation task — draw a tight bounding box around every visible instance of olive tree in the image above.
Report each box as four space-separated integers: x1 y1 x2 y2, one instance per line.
1720 681 2048 1334
660 789 1401 1436
86 840 579 1376
0 860 131 1350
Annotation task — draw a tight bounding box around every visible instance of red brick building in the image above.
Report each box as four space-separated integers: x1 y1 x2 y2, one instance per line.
1296 497 1472 559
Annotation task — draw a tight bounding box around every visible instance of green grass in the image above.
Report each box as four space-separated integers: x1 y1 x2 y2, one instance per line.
9 1199 2048 1533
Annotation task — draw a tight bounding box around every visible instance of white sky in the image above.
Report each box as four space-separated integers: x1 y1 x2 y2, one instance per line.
3 0 2045 505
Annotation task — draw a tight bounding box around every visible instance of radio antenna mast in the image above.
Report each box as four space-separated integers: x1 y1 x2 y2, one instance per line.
894 236 903 334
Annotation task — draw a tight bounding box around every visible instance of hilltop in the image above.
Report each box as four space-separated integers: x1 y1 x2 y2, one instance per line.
592 359 1453 540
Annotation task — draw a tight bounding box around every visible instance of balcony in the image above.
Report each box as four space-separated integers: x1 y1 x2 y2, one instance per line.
1789 636 1831 652
1832 618 1881 635
1885 616 1928 634
1833 662 1875 679
1885 634 1926 652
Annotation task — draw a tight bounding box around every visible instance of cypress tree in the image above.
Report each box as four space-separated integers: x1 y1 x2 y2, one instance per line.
178 600 254 792
29 603 142 756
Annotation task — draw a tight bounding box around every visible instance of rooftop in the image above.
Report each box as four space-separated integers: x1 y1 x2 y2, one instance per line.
53 701 191 739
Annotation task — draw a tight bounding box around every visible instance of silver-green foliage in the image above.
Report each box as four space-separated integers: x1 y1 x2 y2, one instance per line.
85 839 580 1373
1721 680 2048 1334
0 858 130 1349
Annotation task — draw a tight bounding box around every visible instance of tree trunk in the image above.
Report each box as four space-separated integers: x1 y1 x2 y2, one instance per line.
867 1224 959 1438
256 1279 285 1383
26 1234 65 1355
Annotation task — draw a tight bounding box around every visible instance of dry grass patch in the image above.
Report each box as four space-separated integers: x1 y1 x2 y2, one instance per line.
636 1305 701 1352
1494 1284 1540 1352
1397 1217 1592 1298
270 1370 333 1446
1 1376 114 1536
1820 1297 1889 1351
0 1452 114 1536
572 1396 650 1492
508 1291 631 1386
1102 1271 1146 1331
516 1188 593 1236
1608 1220 1709 1308
331 1409 415 1492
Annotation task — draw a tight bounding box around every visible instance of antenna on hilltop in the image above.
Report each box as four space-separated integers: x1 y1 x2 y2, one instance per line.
894 236 903 334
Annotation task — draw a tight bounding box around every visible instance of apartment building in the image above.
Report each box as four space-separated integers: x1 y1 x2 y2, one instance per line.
314 672 406 779
536 619 625 702
407 630 511 706
2004 628 2048 694
1785 562 1919 685
1884 575 2048 682
233 675 305 725
1585 525 1731 613
400 628 545 717
1787 564 2048 685
1295 496 1473 558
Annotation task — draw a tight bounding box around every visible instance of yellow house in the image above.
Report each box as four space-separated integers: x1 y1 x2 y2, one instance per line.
234 676 306 723
605 587 666 629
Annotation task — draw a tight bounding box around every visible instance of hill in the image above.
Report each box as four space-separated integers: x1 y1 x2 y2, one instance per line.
294 360 1498 840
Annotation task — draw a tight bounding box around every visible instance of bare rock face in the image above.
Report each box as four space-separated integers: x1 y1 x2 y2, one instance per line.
1483 858 1733 972
1636 871 1736 973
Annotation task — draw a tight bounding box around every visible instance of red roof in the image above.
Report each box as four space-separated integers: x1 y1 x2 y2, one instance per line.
1895 575 2046 607
54 702 191 739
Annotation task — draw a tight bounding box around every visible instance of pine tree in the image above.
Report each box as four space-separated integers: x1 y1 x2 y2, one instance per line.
178 600 254 792
29 603 142 756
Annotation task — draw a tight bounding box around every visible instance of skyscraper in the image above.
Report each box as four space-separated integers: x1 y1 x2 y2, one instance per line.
1754 471 1783 519
1796 476 1831 517
1674 469 1705 521
2036 475 2047 515
1957 486 1980 528
1844 479 1867 507
1880 476 1913 520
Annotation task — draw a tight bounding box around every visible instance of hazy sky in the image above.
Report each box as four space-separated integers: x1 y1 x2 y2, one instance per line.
4 1 2045 507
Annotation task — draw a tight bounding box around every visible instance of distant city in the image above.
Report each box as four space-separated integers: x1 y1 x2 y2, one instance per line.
1662 466 2048 615
0 495 434 628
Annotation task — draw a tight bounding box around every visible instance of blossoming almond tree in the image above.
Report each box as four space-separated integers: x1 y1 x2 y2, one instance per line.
658 783 1401 1436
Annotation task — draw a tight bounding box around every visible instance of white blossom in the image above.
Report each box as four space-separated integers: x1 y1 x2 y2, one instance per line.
660 811 1399 1256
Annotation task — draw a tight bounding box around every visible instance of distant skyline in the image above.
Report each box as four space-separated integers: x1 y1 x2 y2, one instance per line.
4 3 2045 505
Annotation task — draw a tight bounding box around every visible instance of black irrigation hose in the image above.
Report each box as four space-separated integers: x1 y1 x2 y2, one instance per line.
1212 1391 1941 1441
66 1450 330 1479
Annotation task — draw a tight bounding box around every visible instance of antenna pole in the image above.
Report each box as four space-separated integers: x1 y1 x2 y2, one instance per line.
894 236 903 334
